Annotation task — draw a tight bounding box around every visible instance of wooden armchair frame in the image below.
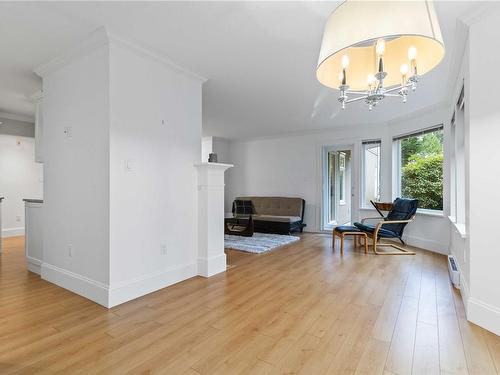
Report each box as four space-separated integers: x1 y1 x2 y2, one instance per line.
360 216 416 255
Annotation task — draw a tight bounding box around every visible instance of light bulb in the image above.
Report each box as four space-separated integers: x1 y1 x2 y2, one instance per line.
341 55 350 69
375 39 385 56
400 64 409 76
408 46 417 61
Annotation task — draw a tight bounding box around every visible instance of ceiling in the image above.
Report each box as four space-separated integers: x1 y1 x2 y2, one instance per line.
0 1 479 138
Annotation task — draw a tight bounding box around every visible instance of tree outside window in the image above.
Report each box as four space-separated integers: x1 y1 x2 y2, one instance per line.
398 128 443 211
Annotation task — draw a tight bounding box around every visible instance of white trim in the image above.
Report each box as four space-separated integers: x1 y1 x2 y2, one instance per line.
416 209 444 218
108 32 207 83
34 27 110 77
34 27 207 83
197 254 227 277
403 234 448 255
460 276 470 315
108 263 197 307
2 227 25 238
41 262 109 307
467 297 500 337
26 256 41 275
448 216 467 239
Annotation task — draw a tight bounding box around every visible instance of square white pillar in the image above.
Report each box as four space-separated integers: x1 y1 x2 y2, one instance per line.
195 162 233 277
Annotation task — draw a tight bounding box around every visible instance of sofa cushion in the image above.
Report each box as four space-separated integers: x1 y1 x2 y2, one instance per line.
235 197 304 218
253 215 302 223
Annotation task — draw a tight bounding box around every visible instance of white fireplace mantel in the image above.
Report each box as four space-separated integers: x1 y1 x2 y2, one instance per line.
194 162 233 277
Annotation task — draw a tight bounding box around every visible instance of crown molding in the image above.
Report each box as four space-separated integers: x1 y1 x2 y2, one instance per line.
107 32 207 83
0 111 35 123
34 27 207 83
34 27 110 78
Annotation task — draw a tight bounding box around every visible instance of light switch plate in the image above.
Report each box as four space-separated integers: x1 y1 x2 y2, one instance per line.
125 159 135 171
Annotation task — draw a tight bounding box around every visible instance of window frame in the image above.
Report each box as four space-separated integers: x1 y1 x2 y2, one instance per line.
338 152 346 205
360 139 382 209
393 125 444 214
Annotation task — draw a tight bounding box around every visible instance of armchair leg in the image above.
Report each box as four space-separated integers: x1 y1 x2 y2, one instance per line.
340 235 344 255
371 236 415 255
332 230 336 252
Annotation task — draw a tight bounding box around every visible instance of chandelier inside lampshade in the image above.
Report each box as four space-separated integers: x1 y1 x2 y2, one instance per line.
316 1 445 110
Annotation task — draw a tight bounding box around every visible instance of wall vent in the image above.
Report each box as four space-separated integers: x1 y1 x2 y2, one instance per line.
448 255 460 289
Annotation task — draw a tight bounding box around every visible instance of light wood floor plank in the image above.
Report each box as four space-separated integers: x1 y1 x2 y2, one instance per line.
0 235 498 374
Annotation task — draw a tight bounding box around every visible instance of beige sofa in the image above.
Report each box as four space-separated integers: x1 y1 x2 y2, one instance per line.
233 196 306 234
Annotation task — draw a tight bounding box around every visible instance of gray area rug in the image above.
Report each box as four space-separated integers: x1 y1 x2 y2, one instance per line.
224 232 300 254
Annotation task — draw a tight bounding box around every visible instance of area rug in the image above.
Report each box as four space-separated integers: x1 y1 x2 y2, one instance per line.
224 233 300 254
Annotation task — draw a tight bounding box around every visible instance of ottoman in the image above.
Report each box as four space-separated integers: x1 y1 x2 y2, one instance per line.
333 225 368 255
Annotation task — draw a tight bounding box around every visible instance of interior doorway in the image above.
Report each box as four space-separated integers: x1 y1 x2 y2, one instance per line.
322 145 352 230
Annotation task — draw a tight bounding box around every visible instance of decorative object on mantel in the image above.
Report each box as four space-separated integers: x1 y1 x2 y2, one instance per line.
316 0 444 111
208 153 218 163
224 232 299 254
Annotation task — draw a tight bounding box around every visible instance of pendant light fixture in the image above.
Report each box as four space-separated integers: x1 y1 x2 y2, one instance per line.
316 0 445 110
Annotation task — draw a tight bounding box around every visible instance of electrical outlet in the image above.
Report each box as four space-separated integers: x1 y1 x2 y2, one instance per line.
160 244 167 255
161 119 166 126
63 126 72 138
68 244 73 257
16 215 21 222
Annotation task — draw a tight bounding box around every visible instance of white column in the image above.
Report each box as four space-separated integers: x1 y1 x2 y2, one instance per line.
30 90 43 163
195 162 233 277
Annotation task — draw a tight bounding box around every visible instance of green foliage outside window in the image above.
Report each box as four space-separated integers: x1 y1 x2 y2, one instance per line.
400 130 443 210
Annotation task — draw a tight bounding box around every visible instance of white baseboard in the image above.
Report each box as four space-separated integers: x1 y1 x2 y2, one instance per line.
404 234 449 255
108 263 197 307
197 254 227 277
460 277 470 314
2 227 25 238
467 297 500 336
26 256 42 275
41 262 109 307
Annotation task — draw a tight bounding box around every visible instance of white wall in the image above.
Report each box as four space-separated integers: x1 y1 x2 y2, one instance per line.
0 134 43 237
465 4 500 335
108 42 202 306
41 42 111 304
227 105 451 253
201 136 213 162
37 29 204 307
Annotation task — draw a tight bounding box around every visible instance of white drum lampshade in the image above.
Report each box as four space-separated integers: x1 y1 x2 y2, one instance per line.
317 1 445 91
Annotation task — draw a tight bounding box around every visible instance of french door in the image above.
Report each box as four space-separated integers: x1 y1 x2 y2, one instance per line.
322 146 352 230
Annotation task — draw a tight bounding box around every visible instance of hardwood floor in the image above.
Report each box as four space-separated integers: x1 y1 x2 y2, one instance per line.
1 234 499 374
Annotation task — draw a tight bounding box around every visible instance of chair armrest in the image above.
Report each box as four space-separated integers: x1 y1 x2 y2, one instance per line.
361 217 384 224
373 216 415 236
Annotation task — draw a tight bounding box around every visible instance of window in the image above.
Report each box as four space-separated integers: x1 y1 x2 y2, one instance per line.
328 151 335 223
450 84 466 225
339 152 346 204
361 140 381 208
394 126 444 211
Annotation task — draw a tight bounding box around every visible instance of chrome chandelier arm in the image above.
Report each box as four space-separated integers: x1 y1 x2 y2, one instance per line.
345 95 369 104
337 71 419 110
